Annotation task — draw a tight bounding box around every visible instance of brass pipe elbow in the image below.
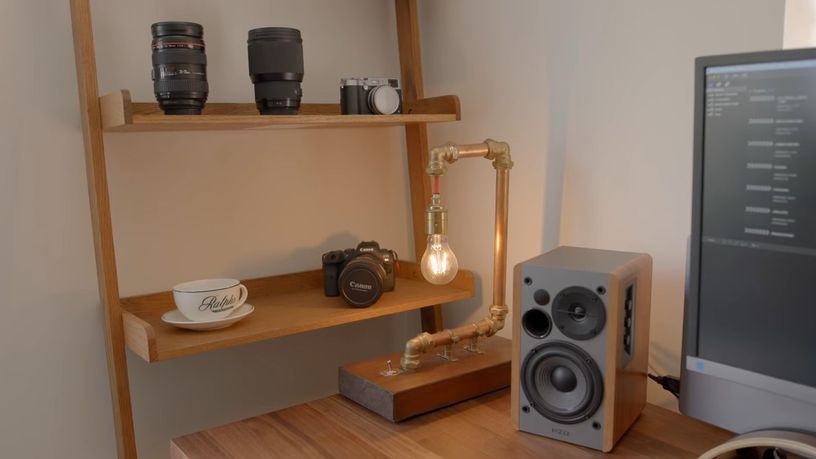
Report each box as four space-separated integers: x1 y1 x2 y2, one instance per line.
400 332 433 370
487 304 509 336
484 139 513 170
426 142 459 176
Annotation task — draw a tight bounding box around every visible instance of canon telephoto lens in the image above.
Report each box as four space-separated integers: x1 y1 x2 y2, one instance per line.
247 27 304 115
151 21 208 115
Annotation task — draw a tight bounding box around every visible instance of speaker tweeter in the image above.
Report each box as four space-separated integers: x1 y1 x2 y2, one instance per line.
552 286 606 341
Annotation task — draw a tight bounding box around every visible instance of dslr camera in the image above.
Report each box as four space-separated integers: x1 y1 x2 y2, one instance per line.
322 241 397 308
340 77 402 115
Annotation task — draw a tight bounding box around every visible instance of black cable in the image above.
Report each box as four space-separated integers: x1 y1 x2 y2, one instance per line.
648 373 681 399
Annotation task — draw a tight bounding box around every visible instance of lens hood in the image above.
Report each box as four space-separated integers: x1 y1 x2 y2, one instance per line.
152 21 203 38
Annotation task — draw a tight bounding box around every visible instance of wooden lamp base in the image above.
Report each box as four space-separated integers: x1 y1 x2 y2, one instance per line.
339 336 511 422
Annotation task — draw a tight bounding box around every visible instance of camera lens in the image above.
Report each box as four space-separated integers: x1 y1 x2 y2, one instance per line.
151 21 208 115
367 85 401 114
338 255 386 308
247 27 304 115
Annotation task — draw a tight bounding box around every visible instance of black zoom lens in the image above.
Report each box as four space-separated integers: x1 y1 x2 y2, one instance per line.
151 22 208 115
247 27 304 115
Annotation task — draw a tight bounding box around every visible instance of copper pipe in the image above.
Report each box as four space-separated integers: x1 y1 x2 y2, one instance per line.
426 142 494 175
400 139 512 371
456 143 490 158
493 168 510 308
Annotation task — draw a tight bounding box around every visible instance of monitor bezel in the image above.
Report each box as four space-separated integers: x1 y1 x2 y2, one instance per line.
685 47 816 359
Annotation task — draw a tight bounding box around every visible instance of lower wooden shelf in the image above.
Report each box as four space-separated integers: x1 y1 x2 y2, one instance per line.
120 262 474 363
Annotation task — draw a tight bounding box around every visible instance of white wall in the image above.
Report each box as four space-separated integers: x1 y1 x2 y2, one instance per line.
420 0 784 410
0 1 418 458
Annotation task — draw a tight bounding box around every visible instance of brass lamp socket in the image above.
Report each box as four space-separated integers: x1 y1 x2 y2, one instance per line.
425 194 448 235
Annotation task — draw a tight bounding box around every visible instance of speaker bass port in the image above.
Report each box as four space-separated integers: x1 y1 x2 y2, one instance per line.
522 308 552 339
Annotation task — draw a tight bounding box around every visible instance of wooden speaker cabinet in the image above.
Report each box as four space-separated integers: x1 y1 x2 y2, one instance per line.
510 246 652 452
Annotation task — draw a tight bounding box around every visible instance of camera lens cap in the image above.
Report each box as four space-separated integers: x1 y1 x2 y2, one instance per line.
368 85 400 115
339 265 383 308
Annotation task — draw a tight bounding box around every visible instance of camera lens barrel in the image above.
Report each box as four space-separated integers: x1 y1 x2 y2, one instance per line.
338 255 386 308
247 27 304 115
151 21 208 115
367 85 401 114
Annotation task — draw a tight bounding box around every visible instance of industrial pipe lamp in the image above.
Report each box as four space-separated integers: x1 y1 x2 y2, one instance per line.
402 139 513 371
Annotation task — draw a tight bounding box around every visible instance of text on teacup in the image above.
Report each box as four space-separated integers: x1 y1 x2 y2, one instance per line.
199 295 237 312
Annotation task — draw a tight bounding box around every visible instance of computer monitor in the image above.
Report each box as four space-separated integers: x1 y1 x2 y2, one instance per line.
681 48 816 433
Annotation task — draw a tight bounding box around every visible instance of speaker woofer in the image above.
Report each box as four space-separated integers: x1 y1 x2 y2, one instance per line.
521 341 603 424
552 286 606 340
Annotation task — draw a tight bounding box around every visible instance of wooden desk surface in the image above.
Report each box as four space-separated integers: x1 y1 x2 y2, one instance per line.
171 389 733 458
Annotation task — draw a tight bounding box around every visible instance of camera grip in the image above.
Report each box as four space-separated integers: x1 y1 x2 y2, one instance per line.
323 263 340 297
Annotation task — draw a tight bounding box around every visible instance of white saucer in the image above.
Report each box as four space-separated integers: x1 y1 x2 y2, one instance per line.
161 303 255 331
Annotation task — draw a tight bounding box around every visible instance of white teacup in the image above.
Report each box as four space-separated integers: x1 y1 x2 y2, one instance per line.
172 278 248 322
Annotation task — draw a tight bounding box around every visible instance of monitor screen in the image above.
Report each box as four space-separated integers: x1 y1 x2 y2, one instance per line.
696 57 816 388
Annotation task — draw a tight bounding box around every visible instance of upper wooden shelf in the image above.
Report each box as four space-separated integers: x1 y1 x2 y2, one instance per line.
119 262 474 362
99 90 461 132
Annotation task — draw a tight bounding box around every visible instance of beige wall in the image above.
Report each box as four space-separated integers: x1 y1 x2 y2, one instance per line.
0 1 791 458
419 0 555 334
1 1 418 458
420 0 784 410
552 1 784 409
785 0 816 47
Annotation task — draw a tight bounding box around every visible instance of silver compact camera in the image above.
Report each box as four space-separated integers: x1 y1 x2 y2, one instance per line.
340 77 402 115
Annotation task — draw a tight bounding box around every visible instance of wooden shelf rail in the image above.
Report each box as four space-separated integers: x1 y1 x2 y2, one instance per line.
100 90 460 132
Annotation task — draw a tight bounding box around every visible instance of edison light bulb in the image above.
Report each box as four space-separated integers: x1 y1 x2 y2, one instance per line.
421 233 459 285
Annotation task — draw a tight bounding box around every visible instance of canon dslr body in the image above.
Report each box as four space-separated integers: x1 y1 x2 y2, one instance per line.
247 27 304 115
322 241 396 308
151 21 208 115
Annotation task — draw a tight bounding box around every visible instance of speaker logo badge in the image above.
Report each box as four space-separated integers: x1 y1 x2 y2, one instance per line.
552 427 570 437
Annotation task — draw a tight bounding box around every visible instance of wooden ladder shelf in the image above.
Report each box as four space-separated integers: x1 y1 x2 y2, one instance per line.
69 0 463 457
